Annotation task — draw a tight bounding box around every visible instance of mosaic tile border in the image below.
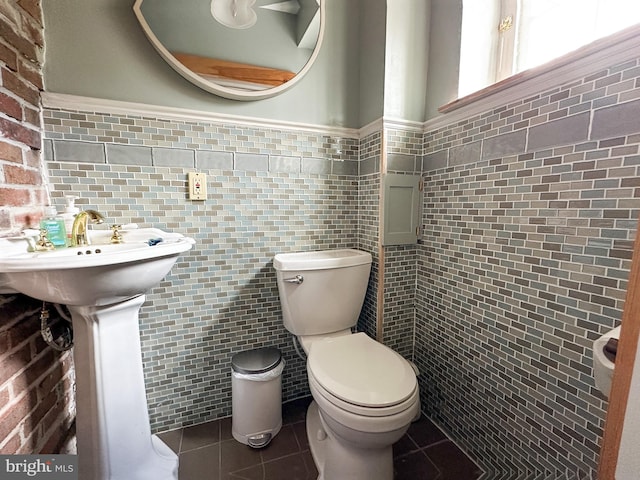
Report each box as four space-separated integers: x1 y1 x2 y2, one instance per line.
423 58 640 172
43 107 360 173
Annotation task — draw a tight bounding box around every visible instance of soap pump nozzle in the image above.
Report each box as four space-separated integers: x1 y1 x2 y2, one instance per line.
64 195 79 214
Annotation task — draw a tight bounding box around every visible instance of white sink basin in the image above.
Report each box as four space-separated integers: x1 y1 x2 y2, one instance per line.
0 227 195 306
0 225 194 480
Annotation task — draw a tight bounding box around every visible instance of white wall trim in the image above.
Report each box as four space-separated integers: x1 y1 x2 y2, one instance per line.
359 117 423 138
41 92 361 139
383 117 424 133
41 93 429 142
359 117 384 138
424 24 640 133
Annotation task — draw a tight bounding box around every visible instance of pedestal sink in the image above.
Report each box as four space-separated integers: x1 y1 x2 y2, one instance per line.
0 227 195 480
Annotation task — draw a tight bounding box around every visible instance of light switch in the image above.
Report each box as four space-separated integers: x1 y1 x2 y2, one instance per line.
188 172 207 200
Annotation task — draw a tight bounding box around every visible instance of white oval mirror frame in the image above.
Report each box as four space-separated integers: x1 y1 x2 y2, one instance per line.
133 0 325 101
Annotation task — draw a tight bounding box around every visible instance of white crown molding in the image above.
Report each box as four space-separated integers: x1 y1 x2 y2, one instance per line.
41 93 427 143
359 117 423 138
383 117 423 133
41 92 361 139
424 24 640 133
358 117 384 138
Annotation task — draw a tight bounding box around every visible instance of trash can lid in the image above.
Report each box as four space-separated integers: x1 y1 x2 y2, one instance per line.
232 347 282 374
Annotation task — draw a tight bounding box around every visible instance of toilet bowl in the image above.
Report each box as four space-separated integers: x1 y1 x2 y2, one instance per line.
303 333 419 480
273 249 419 480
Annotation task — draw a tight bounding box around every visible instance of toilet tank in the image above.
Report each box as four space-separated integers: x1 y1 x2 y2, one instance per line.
273 249 372 336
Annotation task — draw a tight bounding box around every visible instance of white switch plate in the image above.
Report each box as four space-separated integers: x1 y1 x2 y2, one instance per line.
188 172 207 200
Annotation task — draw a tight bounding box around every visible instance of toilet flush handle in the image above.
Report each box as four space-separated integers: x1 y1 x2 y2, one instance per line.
284 275 304 285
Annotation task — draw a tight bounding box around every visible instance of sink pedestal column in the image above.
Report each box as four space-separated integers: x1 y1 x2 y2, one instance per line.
69 294 178 480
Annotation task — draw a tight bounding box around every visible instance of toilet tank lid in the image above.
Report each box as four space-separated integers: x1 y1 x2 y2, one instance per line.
232 347 282 374
274 249 372 271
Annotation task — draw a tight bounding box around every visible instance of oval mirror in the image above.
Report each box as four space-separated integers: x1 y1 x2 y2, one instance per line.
133 0 324 101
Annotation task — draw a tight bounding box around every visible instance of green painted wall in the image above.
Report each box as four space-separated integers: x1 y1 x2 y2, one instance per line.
425 0 462 119
357 0 386 127
43 0 362 127
384 0 430 123
43 0 443 126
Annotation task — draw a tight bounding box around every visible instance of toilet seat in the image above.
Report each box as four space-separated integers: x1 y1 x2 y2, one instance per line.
307 332 417 416
309 369 418 419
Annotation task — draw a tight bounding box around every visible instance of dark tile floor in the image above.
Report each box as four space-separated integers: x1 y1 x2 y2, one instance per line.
158 397 482 480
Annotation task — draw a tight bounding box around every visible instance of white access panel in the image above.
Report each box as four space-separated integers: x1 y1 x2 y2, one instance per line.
382 173 422 246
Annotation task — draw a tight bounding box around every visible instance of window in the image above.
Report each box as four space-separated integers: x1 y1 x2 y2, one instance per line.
459 0 640 98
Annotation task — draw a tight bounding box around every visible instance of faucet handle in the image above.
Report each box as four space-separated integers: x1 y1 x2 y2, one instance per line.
35 229 55 251
110 224 123 244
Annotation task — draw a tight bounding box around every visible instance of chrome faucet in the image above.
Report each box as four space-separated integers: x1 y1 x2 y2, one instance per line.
71 209 105 246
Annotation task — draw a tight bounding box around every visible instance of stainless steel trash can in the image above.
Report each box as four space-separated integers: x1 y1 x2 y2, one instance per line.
231 347 285 448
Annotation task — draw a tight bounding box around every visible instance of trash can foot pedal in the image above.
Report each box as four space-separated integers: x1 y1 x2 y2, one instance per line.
248 433 272 448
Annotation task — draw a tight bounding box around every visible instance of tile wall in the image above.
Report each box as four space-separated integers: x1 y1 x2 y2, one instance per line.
41 53 640 478
42 110 364 431
415 58 640 478
356 130 381 339
383 129 424 358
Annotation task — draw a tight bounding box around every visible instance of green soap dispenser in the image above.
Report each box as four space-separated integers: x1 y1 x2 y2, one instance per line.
40 206 67 248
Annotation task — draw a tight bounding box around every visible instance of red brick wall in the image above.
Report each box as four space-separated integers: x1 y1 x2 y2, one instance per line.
0 0 47 234
0 296 75 454
0 0 76 454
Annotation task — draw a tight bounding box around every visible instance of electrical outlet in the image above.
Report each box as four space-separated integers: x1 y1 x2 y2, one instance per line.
188 172 207 200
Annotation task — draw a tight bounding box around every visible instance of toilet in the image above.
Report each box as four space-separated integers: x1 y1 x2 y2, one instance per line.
274 248 419 480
